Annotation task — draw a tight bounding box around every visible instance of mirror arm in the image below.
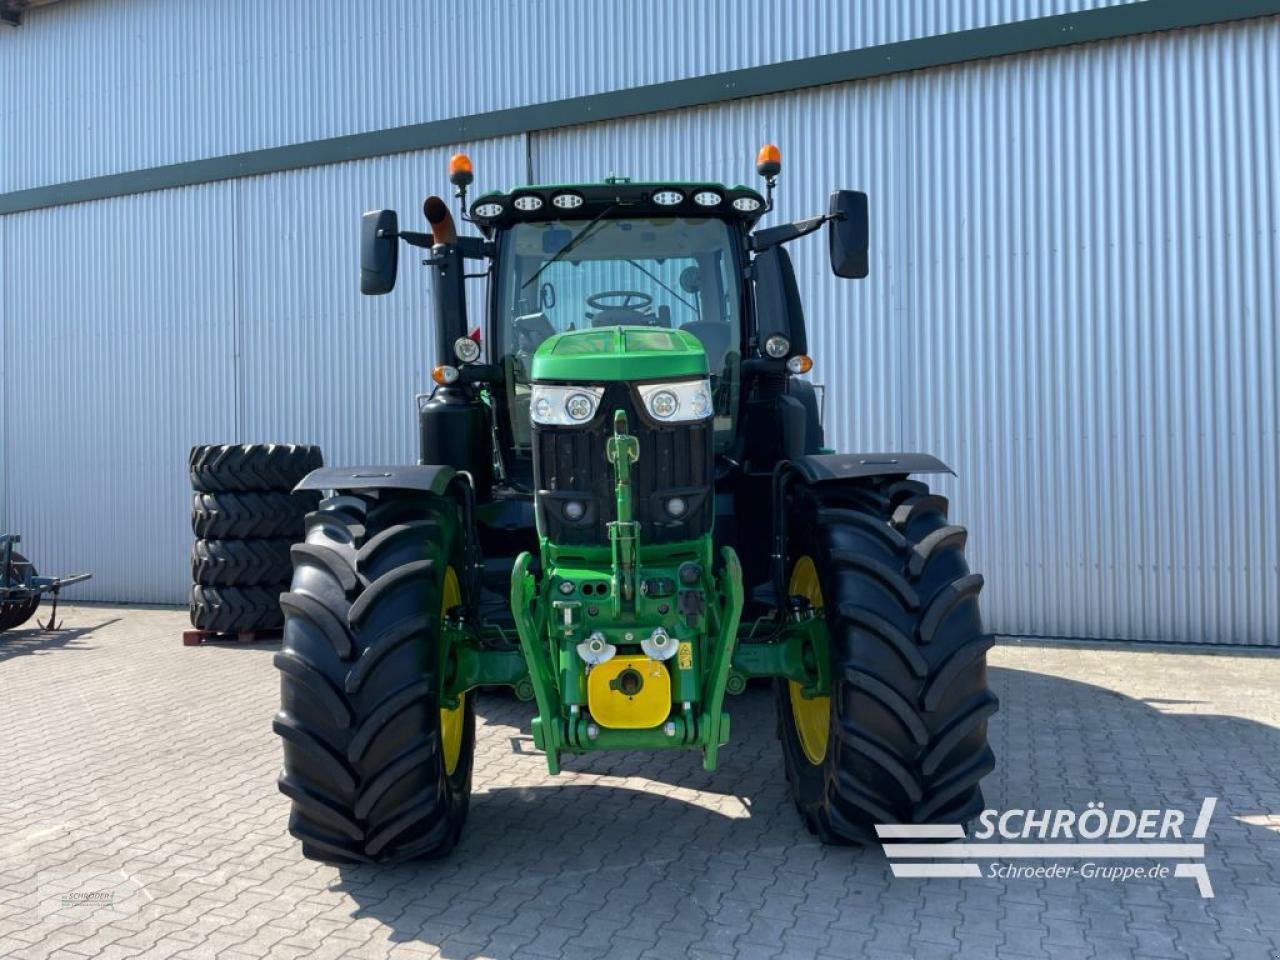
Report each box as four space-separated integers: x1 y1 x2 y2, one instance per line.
398 230 434 249
750 212 835 252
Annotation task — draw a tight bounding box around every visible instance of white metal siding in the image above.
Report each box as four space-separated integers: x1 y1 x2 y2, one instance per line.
533 17 1280 644
0 0 1140 193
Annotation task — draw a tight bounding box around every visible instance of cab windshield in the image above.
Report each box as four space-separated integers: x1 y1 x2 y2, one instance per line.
494 216 742 453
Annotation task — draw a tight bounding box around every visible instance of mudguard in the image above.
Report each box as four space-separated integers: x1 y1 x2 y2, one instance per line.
294 464 456 496
788 452 953 484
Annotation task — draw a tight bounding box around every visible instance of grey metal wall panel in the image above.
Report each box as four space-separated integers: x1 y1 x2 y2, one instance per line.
0 220 7 536
2 186 240 603
234 138 527 468
3 10 1275 645
0 0 1140 194
0 138 526 603
532 17 1280 644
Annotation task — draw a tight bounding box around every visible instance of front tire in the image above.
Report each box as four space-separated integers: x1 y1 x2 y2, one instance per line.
778 476 996 842
274 489 474 863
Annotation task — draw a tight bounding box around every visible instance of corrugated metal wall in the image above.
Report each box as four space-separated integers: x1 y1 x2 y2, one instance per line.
1 139 526 603
532 16 1280 644
0 0 1139 193
2 7 1276 644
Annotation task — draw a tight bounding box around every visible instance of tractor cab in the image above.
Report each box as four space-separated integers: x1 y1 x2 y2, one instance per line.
474 181 765 467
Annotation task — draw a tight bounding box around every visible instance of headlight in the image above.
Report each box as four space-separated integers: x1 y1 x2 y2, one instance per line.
637 379 713 423
530 385 605 426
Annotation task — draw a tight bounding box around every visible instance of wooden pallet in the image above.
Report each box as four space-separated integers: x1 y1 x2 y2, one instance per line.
182 628 282 646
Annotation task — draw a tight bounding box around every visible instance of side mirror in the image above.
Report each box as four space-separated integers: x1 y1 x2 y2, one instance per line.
827 190 869 279
753 245 806 357
361 209 399 295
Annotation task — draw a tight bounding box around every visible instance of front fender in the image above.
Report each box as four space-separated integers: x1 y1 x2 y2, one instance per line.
788 452 953 484
293 464 457 496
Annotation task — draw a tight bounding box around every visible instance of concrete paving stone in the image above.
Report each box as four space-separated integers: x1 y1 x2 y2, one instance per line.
3 608 1280 959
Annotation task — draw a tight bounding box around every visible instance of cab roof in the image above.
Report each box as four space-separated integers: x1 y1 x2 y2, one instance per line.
469 179 767 232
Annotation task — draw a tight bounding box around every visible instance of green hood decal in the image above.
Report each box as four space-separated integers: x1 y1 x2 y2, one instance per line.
530 326 708 382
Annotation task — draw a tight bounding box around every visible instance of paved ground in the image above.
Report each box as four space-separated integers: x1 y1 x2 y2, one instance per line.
0 605 1278 960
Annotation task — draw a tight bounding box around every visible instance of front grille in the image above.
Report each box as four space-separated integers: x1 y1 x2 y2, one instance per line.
533 382 713 546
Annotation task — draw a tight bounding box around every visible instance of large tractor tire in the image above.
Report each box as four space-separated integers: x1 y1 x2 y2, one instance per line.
777 476 995 842
0 551 40 632
189 584 287 632
192 538 293 586
192 491 318 539
273 489 475 864
189 443 323 494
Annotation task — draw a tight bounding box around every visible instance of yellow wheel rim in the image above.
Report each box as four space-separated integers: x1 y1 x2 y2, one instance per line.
788 555 830 766
439 566 465 777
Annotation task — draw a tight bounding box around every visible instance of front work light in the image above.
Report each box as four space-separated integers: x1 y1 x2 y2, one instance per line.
454 336 481 364
764 335 791 359
552 192 584 209
530 385 605 426
693 191 722 207
472 201 503 218
637 379 713 423
652 190 684 206
565 393 595 421
732 196 762 212
513 195 544 212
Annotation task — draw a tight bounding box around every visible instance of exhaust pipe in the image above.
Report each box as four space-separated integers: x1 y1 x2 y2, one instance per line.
422 195 466 367
423 195 457 245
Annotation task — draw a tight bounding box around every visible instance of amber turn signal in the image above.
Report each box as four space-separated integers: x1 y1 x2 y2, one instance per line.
786 355 813 375
432 365 460 386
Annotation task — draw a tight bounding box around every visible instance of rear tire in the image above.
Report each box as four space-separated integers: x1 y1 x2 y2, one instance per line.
274 489 474 864
0 551 39 632
188 444 323 493
777 476 995 842
189 583 287 632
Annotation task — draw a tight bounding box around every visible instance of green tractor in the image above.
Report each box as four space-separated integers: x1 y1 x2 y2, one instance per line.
273 146 996 863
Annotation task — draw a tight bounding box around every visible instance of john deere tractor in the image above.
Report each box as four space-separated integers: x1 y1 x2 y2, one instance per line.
273 147 996 863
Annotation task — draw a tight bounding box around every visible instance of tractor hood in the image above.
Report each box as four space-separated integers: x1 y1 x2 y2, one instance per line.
530 327 708 382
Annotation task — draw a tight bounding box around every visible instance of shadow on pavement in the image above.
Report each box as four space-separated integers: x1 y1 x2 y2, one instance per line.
325 666 1280 958
0 618 119 663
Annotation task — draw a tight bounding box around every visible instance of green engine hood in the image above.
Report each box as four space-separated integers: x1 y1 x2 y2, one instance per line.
530 326 708 382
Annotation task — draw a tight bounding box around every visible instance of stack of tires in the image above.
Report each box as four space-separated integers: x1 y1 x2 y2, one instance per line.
188 444 323 634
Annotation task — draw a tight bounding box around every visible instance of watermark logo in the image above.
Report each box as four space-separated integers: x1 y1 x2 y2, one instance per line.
36 867 150 922
878 797 1217 898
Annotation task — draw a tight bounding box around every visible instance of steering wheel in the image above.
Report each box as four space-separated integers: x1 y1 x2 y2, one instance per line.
586 290 653 312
